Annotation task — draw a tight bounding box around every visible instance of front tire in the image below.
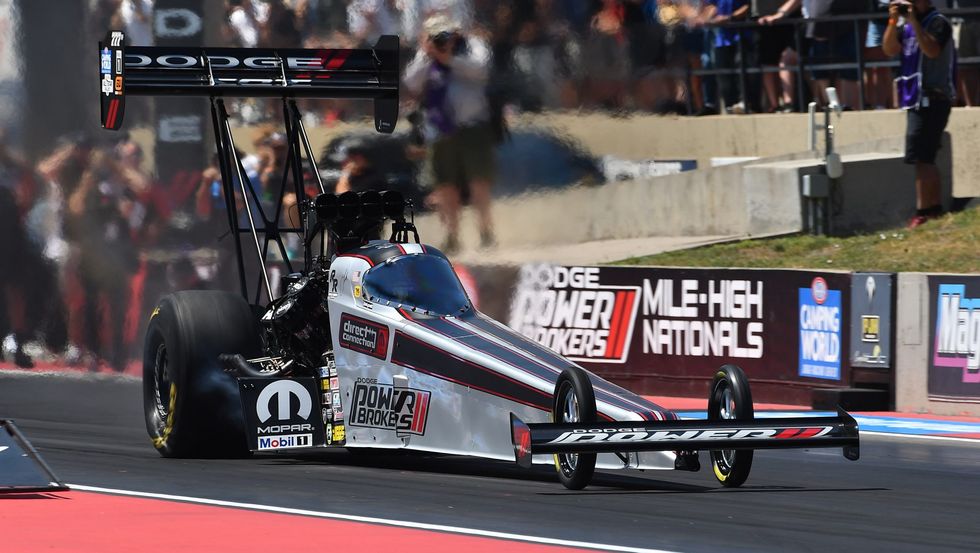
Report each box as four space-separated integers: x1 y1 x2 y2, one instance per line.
708 364 754 487
553 367 597 490
143 290 260 458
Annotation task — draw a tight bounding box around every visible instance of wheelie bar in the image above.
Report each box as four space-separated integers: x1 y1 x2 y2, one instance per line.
510 408 860 468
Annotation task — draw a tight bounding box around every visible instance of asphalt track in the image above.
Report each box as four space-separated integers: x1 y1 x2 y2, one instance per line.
2 371 978 552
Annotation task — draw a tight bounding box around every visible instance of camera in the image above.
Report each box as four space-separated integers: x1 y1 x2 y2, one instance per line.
430 31 455 49
891 1 911 15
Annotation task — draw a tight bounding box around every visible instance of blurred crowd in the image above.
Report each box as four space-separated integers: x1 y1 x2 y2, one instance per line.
93 0 980 116
4 0 980 372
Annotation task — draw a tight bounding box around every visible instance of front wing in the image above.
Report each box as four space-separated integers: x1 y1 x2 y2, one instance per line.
510 409 860 468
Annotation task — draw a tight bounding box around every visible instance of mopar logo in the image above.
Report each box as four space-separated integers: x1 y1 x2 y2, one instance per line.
256 380 313 423
257 424 314 435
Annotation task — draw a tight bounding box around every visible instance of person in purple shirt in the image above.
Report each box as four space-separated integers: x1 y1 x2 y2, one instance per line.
882 0 956 228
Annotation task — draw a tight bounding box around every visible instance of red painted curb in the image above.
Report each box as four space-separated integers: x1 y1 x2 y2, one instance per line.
0 491 595 553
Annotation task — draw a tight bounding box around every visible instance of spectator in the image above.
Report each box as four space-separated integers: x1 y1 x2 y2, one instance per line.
865 1 895 110
757 1 801 112
347 0 401 45
63 143 146 372
704 0 749 113
763 0 860 109
334 140 386 193
883 0 955 228
582 0 632 109
261 0 303 47
226 0 268 48
403 15 496 254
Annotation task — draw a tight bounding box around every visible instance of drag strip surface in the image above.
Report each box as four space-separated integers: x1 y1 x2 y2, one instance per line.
2 372 978 552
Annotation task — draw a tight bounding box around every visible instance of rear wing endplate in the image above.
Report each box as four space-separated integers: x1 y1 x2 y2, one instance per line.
98 30 399 133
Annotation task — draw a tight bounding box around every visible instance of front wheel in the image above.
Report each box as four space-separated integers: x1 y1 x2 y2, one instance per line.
553 367 597 490
707 364 754 487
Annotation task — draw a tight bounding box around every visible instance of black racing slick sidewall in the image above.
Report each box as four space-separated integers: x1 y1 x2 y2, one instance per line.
707 364 754 488
553 367 598 490
142 290 260 458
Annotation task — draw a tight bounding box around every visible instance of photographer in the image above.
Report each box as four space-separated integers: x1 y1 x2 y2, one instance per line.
882 0 955 228
403 15 495 254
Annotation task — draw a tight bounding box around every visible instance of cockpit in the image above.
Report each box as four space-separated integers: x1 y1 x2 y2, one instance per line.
363 254 470 317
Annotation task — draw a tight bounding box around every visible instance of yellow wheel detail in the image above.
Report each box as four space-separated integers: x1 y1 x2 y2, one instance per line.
152 383 177 449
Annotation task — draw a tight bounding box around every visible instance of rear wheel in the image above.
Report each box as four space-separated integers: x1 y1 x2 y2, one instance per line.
708 364 754 487
143 290 260 458
553 367 597 490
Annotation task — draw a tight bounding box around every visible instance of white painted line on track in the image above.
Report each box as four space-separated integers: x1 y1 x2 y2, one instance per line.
68 484 681 553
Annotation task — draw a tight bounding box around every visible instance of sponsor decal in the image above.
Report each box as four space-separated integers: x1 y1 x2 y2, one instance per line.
349 378 430 435
115 49 122 74
329 377 339 389
509 266 640 362
546 426 833 445
851 273 891 368
332 424 345 442
339 313 388 359
861 316 880 342
928 278 980 403
934 284 980 373
639 277 764 359
257 434 312 451
101 74 113 96
100 48 112 74
353 284 362 298
110 31 123 47
510 265 766 363
114 75 123 95
799 277 842 380
240 378 322 451
256 380 313 423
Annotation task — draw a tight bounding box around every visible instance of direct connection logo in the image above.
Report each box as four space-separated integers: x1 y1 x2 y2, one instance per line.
349 378 430 435
339 313 389 359
509 265 640 363
934 284 980 379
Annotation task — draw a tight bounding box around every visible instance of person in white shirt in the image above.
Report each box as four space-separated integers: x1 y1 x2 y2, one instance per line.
403 15 496 253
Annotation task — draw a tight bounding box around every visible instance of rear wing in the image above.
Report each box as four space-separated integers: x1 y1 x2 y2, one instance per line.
98 30 399 133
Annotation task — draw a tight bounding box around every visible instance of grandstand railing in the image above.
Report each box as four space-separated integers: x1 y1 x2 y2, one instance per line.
690 7 980 112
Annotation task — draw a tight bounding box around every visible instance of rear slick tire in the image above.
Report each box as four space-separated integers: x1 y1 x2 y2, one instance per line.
553 367 598 490
142 290 260 458
707 364 754 488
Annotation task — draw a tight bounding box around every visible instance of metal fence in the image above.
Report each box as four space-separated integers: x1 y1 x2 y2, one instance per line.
693 8 980 112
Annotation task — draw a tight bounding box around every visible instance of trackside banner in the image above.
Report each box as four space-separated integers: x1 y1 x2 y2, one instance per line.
928 275 980 402
508 265 851 396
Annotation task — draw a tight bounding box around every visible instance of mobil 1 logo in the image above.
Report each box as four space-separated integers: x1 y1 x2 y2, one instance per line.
238 377 325 451
349 378 430 436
